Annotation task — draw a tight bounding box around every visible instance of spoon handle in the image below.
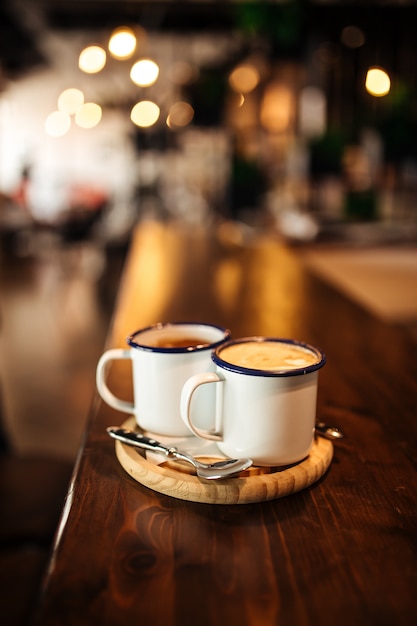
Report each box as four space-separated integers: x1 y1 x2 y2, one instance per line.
315 421 344 440
107 427 175 457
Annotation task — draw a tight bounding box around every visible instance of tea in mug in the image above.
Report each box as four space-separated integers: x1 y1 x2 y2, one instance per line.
151 336 210 349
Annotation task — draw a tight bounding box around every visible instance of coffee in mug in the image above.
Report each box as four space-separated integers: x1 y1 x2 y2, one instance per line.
219 340 321 371
96 322 231 437
180 337 326 466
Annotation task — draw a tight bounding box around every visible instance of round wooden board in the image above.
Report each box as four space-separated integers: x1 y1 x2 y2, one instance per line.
114 416 334 504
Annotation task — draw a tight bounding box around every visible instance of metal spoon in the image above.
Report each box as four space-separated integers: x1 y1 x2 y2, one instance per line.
315 421 344 440
107 427 253 480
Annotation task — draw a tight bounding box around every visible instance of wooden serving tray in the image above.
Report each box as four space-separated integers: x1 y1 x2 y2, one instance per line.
114 417 334 505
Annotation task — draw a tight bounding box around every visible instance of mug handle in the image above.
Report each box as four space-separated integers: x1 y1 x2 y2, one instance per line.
96 349 134 414
180 372 224 441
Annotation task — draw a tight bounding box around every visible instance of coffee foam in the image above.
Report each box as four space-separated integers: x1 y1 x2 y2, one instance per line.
219 341 319 371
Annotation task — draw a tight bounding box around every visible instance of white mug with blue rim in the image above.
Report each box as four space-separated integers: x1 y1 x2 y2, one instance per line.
96 322 231 437
180 337 326 466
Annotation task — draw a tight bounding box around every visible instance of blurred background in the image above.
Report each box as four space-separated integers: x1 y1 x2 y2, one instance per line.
2 1 417 243
1 2 417 622
1 0 417 456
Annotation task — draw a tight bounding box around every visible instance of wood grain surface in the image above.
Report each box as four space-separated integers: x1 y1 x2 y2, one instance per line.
33 220 417 626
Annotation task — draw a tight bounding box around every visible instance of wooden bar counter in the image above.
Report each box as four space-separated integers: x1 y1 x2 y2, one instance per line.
33 219 417 626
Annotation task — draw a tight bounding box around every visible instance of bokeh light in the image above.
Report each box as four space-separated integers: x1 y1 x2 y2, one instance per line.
79 45 106 73
75 103 102 128
130 59 159 87
170 60 198 85
260 82 294 133
131 101 160 127
108 26 137 59
166 102 194 129
365 67 391 97
228 64 260 94
45 111 71 137
341 25 366 49
57 88 85 115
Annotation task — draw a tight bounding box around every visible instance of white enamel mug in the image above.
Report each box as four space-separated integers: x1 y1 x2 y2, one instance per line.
180 337 326 466
96 322 231 437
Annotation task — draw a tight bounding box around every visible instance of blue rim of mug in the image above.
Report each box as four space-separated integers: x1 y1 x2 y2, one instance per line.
126 322 231 354
212 337 326 377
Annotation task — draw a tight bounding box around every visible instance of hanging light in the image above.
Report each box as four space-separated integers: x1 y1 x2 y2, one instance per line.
108 26 137 59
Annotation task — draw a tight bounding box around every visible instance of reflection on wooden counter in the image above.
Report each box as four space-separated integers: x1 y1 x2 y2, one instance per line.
33 218 417 626
112 219 310 346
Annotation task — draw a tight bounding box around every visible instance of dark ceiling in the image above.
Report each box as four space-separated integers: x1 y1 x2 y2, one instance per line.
0 1 238 79
0 1 415 81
